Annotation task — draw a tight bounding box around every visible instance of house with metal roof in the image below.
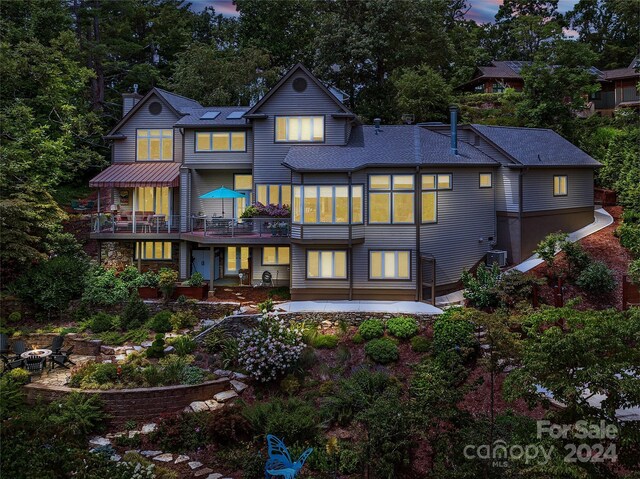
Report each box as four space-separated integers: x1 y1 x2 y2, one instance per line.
91 63 600 302
459 57 639 116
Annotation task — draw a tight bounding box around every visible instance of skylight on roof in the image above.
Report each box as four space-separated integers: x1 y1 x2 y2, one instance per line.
200 111 220 119
226 111 245 119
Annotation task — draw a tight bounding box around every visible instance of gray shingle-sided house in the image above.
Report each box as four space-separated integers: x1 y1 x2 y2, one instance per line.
90 63 600 301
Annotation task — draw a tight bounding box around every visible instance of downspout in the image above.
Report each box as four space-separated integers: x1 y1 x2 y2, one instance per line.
415 165 421 302
348 171 353 301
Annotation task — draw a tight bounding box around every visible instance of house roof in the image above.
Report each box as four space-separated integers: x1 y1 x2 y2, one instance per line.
245 63 353 116
602 67 639 81
470 125 601 167
154 88 202 113
174 107 251 127
282 125 498 172
89 162 181 188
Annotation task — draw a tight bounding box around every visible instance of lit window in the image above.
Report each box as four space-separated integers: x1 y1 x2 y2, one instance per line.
368 175 415 224
307 250 347 279
137 129 173 161
370 251 410 279
554 175 568 196
479 173 493 188
234 175 253 217
292 186 363 224
437 174 452 190
135 242 172 260
227 246 249 272
262 247 290 265
422 191 436 223
275 116 324 142
256 184 292 206
195 131 246 152
135 187 169 215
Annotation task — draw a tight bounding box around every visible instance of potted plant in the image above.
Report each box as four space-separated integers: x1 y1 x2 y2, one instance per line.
137 271 160 299
240 202 291 236
175 272 208 300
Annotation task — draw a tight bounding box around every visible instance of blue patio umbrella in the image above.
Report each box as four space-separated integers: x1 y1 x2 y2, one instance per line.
199 186 245 217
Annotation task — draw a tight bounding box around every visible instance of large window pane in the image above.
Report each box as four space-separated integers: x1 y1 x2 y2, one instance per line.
196 133 210 151
227 246 237 271
150 138 161 160
319 186 333 223
398 251 410 278
422 191 436 223
369 250 409 279
393 175 414 190
393 192 414 223
371 252 382 278
162 138 172 159
269 185 280 205
352 185 363 223
288 118 300 140
480 173 492 188
137 138 148 160
307 251 319 277
335 186 348 223
234 174 252 190
334 251 347 278
279 247 290 265
213 133 228 150
135 241 172 260
370 192 390 223
231 132 246 151
281 185 292 206
313 119 324 141
276 117 287 141
422 174 436 190
276 116 324 142
384 252 395 278
258 185 268 205
304 186 318 223
320 251 333 278
438 174 452 190
293 186 301 222
300 117 312 141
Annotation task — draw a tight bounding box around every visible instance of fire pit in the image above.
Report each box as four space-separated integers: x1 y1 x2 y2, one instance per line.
21 349 53 359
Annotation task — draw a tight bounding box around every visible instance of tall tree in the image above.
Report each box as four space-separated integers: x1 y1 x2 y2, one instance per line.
393 65 452 123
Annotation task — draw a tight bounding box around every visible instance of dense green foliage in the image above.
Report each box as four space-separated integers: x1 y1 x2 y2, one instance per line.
147 310 173 333
364 338 399 364
576 261 616 295
386 316 419 339
432 308 477 358
357 319 384 340
311 334 339 349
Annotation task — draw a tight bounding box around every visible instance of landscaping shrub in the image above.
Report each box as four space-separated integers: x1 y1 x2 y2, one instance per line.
268 286 291 300
410 335 431 353
8 311 21 323
11 255 89 314
168 335 197 356
147 311 173 333
365 338 399 364
153 411 211 452
121 292 149 329
94 328 148 346
357 319 384 340
139 270 159 287
461 263 501 309
387 316 418 339
170 310 198 330
202 327 228 354
617 223 640 258
311 334 339 349
432 309 477 358
562 241 592 277
119 265 141 286
82 266 129 305
322 369 397 426
351 332 364 344
629 259 640 285
495 270 544 307
257 298 275 313
576 261 616 295
87 312 118 333
0 374 25 420
185 271 205 287
158 268 178 301
534 232 569 270
237 313 304 382
220 337 239 369
146 333 166 358
242 397 319 445
48 392 106 436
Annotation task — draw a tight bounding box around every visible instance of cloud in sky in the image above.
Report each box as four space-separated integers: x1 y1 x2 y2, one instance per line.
189 0 579 24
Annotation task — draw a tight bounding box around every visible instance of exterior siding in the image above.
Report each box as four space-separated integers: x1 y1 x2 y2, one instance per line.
191 170 238 218
522 169 594 212
183 128 253 168
252 70 349 184
495 166 520 212
251 247 290 285
112 93 181 163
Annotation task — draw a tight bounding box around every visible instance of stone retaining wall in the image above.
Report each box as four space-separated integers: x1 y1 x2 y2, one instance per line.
24 378 230 424
11 333 102 356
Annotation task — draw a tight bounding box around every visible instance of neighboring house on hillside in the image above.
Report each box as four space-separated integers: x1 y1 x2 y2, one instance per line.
459 58 640 116
90 63 600 302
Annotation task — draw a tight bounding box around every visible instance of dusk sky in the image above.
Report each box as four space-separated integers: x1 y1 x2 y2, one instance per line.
188 0 580 24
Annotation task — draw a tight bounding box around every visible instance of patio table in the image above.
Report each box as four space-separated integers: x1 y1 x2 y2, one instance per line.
21 349 52 372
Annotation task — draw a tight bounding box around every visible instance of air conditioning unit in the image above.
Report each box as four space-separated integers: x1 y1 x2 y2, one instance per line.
487 250 507 267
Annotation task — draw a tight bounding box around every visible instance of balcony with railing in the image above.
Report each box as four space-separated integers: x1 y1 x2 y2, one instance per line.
91 213 181 236
188 216 290 238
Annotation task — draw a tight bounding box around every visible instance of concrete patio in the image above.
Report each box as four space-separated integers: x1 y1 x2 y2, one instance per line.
277 300 443 315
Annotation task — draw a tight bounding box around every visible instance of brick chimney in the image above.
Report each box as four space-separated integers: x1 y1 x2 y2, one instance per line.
122 84 143 117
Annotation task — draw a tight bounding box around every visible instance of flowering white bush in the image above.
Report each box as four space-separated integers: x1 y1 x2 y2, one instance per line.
237 312 305 382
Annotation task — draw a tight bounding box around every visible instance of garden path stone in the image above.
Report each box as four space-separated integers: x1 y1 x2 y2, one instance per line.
213 369 232 377
115 354 126 361
110 454 122 462
141 423 157 434
194 468 214 477
188 461 203 469
124 450 140 455
154 453 174 462
206 474 223 479
183 406 193 413
205 400 223 410
141 341 153 348
133 345 143 352
164 346 175 354
89 436 111 446
231 372 248 380
214 390 238 402
230 380 248 393
141 450 162 457
175 455 190 464
128 430 141 438
190 401 209 412
100 346 116 355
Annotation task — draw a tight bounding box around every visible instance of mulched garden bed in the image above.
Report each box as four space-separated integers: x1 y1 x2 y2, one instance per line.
531 206 632 311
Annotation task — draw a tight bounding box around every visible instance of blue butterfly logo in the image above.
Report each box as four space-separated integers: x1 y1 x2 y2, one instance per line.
264 434 313 479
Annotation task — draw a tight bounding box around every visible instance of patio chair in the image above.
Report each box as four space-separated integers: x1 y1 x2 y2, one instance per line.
259 271 274 288
46 336 64 354
0 333 9 355
24 356 45 375
50 346 75 370
1 355 24 373
71 200 87 212
11 340 27 359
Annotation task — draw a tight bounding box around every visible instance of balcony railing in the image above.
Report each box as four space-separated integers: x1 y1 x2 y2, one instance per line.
190 216 290 238
91 213 181 234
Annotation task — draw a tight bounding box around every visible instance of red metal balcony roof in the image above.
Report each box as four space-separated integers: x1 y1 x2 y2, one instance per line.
89 162 181 188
